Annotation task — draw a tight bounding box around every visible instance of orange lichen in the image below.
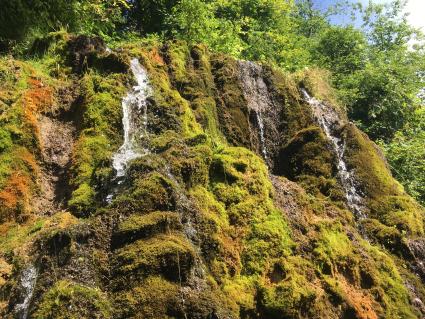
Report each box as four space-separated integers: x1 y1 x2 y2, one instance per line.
0 172 32 221
148 48 165 66
221 232 243 273
335 274 379 319
21 77 54 143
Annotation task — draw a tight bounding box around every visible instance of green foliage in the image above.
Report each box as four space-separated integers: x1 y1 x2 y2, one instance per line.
0 0 125 46
314 26 367 79
344 50 423 141
125 0 176 34
309 1 425 141
380 108 425 205
166 0 244 56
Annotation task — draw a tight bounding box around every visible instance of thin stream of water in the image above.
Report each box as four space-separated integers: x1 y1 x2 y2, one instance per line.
256 110 268 161
15 266 37 319
301 89 365 219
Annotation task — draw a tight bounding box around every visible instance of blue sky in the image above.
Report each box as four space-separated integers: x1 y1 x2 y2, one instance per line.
312 0 425 32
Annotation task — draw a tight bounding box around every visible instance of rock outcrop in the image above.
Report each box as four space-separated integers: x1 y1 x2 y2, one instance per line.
0 36 424 319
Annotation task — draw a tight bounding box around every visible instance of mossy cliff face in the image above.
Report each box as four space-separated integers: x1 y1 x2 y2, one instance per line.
0 35 424 318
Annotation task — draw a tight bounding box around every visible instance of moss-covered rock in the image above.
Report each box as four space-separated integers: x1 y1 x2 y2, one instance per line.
1 37 424 319
344 123 425 251
113 233 195 284
33 280 111 319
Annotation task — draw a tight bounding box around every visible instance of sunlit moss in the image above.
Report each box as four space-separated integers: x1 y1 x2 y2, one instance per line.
34 280 111 319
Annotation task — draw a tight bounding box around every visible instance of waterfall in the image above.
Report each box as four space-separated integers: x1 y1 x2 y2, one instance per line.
238 61 270 162
106 59 151 202
301 89 365 219
112 58 151 179
15 266 37 319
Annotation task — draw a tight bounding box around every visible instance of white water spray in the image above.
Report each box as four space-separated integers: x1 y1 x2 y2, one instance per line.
301 89 365 219
112 58 151 178
15 266 37 319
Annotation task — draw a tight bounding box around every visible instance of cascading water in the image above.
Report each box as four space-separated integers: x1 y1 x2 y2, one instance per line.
15 266 37 319
112 58 151 178
301 89 365 219
238 61 270 162
107 59 152 202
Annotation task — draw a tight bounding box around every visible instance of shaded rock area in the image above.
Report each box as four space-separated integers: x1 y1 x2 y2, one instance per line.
238 61 279 165
33 115 75 215
0 37 424 319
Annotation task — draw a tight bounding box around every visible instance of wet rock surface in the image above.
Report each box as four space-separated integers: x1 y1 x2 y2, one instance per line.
0 39 424 319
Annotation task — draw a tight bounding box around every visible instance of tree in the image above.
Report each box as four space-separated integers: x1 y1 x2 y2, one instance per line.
125 0 177 34
307 0 425 141
381 107 425 205
0 0 126 49
314 26 367 78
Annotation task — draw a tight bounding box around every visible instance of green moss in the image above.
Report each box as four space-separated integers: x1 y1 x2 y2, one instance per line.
163 143 213 188
189 186 227 228
1 40 423 319
364 243 418 319
176 44 225 142
65 66 127 216
113 276 180 319
297 68 341 109
370 195 424 236
265 67 315 141
118 211 181 234
344 123 424 244
242 207 293 274
313 223 353 272
361 218 403 252
277 126 345 201
0 57 60 220
344 124 403 197
222 276 257 315
113 233 195 282
0 129 12 152
0 218 45 255
113 211 182 247
210 54 251 148
80 73 126 135
68 182 96 215
258 257 318 318
195 145 296 312
150 130 180 153
34 280 111 319
68 131 113 215
113 172 175 213
165 41 190 84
